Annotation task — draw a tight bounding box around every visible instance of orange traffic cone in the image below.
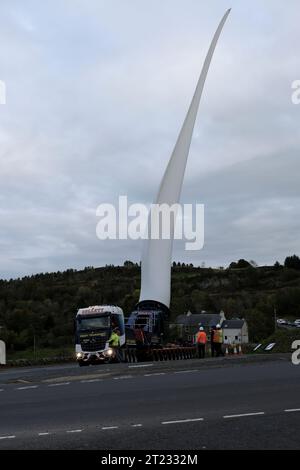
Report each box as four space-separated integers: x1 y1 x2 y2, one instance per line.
233 345 237 355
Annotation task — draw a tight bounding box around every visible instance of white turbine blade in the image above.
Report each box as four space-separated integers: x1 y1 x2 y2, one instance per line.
140 9 231 308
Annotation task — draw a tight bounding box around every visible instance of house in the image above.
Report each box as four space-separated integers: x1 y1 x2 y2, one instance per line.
222 319 249 345
174 311 226 343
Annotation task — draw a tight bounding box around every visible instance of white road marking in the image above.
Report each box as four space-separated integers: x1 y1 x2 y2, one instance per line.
162 418 204 425
80 379 103 383
0 435 16 440
66 429 82 433
48 382 70 387
128 364 154 368
132 424 143 427
174 370 199 374
284 408 300 413
144 372 166 377
102 426 119 430
113 375 133 380
16 385 38 390
38 433 50 436
223 412 265 419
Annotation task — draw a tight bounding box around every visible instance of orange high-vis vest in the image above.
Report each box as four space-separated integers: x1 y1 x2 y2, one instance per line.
213 329 223 343
197 331 207 344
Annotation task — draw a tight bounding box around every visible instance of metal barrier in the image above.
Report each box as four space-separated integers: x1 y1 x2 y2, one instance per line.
124 346 197 363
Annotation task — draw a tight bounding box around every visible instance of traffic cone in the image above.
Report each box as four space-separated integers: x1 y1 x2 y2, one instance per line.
233 345 237 355
238 344 243 355
225 346 229 355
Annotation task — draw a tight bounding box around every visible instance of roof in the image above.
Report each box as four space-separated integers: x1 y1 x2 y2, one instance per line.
222 319 245 329
176 313 222 327
77 305 123 317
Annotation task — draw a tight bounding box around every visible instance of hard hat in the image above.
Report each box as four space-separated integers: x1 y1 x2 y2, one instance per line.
216 324 221 329
199 327 204 331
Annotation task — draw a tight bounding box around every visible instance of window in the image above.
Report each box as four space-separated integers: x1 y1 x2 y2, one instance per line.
77 315 110 331
235 336 238 340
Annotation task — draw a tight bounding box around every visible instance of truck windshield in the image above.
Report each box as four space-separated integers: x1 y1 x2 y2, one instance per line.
77 315 110 331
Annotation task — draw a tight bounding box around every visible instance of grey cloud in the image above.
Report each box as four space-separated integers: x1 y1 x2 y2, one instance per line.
0 0 299 278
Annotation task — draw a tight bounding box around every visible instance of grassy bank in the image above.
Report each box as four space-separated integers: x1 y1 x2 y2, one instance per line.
5 346 74 367
255 328 300 354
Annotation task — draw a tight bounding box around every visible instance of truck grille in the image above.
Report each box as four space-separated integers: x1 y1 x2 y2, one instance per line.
80 337 107 352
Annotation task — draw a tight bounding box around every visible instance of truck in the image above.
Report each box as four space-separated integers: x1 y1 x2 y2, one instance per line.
125 300 169 361
75 302 168 366
126 301 169 343
75 305 125 366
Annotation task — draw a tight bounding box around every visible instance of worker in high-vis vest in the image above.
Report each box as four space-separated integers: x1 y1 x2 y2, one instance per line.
213 324 224 357
196 327 207 359
109 328 120 347
108 328 123 362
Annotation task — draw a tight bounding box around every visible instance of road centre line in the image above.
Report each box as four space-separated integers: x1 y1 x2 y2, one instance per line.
48 382 70 387
2 409 300 441
162 418 204 425
144 372 166 377
174 370 199 374
128 364 154 368
80 379 103 383
16 385 38 390
113 375 133 380
223 412 265 419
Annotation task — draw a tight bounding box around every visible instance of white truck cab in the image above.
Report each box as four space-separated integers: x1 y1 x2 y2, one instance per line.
75 305 125 366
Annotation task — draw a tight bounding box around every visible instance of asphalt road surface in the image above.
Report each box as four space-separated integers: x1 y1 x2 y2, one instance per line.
0 357 299 449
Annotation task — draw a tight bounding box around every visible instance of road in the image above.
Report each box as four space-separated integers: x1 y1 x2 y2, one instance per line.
0 357 299 449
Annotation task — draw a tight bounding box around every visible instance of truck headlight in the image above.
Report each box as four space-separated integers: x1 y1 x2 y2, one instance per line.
76 352 84 359
105 348 114 357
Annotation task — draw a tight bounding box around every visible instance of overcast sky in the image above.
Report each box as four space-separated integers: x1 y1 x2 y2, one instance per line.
0 0 299 279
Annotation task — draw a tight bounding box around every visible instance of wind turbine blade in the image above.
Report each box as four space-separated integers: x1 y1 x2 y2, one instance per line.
139 9 231 308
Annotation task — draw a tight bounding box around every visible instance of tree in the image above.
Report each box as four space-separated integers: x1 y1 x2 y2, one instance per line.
123 260 135 268
249 260 258 268
284 255 300 270
228 261 237 269
245 307 274 342
229 259 251 269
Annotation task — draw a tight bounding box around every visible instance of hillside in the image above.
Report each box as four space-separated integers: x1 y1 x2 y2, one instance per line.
1 262 300 353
